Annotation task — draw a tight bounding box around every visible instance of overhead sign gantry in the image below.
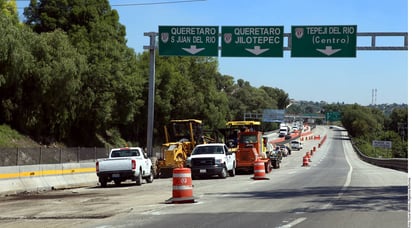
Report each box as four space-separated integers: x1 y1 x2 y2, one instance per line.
144 25 407 157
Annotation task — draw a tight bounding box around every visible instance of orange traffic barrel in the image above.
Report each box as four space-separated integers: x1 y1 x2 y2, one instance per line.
167 167 195 204
306 152 312 162
253 160 269 180
302 156 309 167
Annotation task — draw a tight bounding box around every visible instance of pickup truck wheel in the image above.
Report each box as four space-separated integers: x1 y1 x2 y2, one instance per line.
228 163 236 177
219 167 227 179
114 180 121 186
100 179 107 188
150 157 159 178
145 168 154 183
273 160 280 169
265 162 272 173
136 170 142 186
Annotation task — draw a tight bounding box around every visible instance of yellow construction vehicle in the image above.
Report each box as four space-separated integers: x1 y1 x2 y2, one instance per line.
223 120 272 173
157 119 206 177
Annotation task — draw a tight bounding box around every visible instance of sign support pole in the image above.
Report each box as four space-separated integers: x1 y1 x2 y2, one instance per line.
145 32 156 157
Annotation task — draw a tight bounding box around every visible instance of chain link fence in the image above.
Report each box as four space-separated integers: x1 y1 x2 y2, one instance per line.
0 147 110 166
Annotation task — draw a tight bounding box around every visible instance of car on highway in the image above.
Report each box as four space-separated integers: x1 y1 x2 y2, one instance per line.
274 145 288 157
284 134 292 140
267 143 282 169
279 144 291 156
290 140 303 150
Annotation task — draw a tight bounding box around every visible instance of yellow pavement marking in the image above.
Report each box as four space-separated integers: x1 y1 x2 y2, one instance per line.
0 167 96 179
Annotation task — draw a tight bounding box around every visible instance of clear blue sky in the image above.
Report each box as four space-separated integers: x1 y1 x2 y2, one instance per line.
17 0 408 105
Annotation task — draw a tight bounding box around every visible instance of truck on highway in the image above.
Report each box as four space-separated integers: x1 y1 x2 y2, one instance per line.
187 143 236 179
96 147 154 187
219 120 262 153
279 126 289 137
226 121 272 174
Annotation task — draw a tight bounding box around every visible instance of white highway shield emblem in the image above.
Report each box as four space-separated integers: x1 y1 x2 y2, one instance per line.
224 33 232 44
161 32 169 43
295 28 304 39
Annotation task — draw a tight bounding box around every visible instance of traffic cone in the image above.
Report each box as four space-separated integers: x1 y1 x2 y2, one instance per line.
306 152 312 162
302 156 309 167
166 167 195 204
252 160 269 180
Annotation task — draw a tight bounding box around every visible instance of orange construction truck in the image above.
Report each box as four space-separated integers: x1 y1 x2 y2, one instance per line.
225 121 272 174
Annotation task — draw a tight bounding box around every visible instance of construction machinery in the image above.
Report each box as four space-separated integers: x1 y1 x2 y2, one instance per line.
224 121 272 174
220 120 261 152
157 119 207 177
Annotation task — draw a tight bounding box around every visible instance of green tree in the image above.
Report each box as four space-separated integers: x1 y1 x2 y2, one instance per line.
377 131 405 158
341 104 382 138
24 30 86 142
271 87 290 109
0 0 18 23
0 15 34 129
0 13 87 143
386 108 408 139
24 0 145 146
229 80 255 120
223 79 289 121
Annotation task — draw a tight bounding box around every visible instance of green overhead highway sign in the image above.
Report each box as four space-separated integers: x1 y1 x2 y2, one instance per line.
158 26 219 56
291 25 357 57
221 26 284 57
325 111 341 121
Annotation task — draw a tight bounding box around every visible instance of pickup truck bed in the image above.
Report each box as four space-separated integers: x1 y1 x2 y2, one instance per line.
96 147 154 187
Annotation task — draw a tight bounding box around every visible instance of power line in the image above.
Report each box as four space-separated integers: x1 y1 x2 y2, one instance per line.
111 0 207 7
16 0 206 9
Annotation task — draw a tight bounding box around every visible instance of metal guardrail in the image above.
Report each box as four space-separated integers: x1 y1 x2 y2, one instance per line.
1 140 406 172
351 140 407 172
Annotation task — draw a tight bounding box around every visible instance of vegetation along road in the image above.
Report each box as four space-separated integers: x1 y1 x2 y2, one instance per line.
0 126 407 228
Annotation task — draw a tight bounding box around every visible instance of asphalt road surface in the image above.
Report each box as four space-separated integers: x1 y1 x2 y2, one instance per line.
0 126 408 228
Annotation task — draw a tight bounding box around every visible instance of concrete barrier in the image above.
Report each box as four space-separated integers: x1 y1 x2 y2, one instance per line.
0 162 97 196
0 166 26 195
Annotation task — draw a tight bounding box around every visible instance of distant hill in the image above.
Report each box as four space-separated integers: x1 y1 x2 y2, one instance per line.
288 100 407 116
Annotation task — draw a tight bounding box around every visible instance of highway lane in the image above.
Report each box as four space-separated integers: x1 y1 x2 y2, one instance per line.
0 126 407 228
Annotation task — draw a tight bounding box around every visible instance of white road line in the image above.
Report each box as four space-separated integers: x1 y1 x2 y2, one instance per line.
277 217 307 228
320 131 353 210
341 139 354 192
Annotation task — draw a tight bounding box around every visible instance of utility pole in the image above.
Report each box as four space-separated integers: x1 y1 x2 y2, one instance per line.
144 32 156 157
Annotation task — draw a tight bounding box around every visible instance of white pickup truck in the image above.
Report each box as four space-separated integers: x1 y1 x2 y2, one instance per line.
290 140 303 151
96 147 154 187
187 143 236 179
